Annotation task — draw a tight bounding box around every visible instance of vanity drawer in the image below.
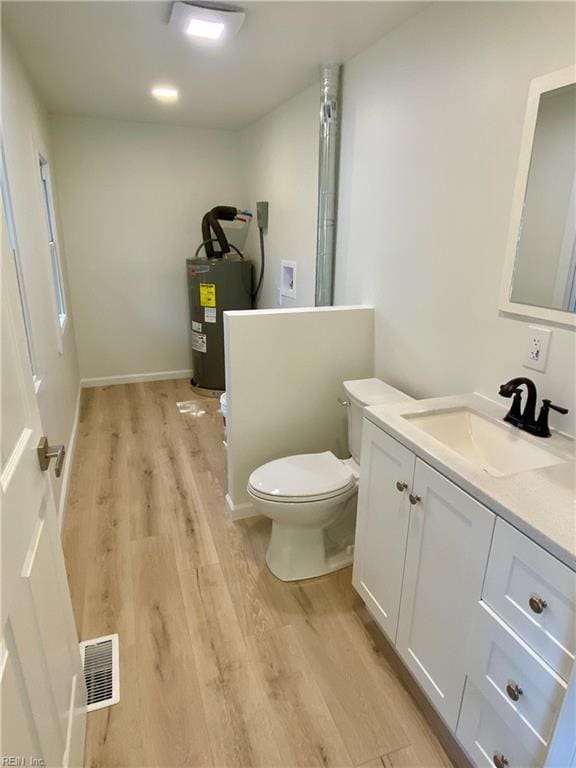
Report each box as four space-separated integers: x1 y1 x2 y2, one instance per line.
483 519 576 680
457 679 544 768
467 601 567 747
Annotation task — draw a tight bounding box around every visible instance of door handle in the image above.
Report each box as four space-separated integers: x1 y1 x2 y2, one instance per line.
37 437 66 478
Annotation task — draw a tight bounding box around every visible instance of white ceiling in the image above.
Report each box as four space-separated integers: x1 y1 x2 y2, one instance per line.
3 1 426 129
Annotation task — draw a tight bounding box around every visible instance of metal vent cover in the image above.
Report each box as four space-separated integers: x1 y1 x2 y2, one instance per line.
79 634 120 712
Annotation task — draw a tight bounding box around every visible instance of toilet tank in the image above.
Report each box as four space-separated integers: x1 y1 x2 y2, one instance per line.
343 378 413 463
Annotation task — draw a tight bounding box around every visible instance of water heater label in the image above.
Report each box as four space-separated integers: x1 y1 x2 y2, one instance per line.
204 308 217 323
192 320 202 332
200 283 216 307
191 330 207 353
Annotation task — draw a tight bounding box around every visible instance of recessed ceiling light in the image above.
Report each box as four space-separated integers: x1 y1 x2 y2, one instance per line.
151 86 179 104
186 18 225 40
169 2 245 43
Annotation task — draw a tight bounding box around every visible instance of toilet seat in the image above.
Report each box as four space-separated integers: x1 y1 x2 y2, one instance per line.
248 451 355 503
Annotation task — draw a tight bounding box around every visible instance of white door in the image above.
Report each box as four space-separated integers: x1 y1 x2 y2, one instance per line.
352 421 415 643
396 459 495 729
1 194 86 764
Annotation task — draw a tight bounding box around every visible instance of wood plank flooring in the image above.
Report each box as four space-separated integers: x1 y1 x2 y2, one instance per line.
63 380 456 768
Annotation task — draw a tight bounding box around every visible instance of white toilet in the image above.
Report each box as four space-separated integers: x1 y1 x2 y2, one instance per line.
247 378 412 581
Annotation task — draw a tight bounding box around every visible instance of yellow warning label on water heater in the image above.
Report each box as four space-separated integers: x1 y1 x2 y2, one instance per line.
199 283 216 308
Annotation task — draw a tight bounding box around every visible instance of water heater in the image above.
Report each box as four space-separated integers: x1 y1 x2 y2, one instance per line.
187 255 253 391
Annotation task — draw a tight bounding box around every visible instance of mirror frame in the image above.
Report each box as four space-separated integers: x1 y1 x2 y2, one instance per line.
499 64 576 329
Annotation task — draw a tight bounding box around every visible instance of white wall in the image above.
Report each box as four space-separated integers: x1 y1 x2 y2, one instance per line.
49 115 245 382
241 85 319 309
2 36 81 514
335 1 576 436
224 306 374 516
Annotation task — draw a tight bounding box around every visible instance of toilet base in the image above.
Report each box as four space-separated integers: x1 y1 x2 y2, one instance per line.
265 518 355 582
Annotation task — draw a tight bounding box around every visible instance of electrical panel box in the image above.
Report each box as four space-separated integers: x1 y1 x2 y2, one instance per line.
257 201 269 230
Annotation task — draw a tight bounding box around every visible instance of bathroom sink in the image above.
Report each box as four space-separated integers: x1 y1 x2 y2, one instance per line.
404 407 568 477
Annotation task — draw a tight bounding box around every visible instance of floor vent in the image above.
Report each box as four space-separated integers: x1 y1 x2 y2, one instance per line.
79 634 120 712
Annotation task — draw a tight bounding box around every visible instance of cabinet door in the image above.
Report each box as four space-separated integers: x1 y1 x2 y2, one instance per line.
353 421 415 642
396 459 495 730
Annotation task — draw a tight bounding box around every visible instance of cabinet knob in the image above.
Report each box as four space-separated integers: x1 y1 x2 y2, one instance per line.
396 481 408 492
505 681 523 702
493 754 509 768
529 595 547 614
408 493 421 505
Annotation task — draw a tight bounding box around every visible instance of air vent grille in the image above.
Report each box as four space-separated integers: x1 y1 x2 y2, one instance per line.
79 634 120 712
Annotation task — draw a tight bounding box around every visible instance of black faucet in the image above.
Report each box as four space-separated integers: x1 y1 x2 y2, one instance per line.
499 377 568 437
499 377 538 429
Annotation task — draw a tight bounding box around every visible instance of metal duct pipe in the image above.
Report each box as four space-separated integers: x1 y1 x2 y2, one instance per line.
315 63 342 306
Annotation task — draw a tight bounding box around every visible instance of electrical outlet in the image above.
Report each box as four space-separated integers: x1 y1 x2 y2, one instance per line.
523 326 552 372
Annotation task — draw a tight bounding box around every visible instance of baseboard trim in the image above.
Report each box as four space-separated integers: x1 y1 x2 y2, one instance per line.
81 369 193 388
225 493 259 521
58 385 82 532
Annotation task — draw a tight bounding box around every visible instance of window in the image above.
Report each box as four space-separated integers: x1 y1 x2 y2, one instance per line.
39 156 67 331
1 145 39 382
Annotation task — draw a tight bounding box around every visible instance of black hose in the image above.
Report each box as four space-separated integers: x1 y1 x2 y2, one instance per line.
201 206 237 258
252 226 265 302
194 238 243 260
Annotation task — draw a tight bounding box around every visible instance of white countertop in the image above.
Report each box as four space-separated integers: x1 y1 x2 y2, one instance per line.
365 393 576 571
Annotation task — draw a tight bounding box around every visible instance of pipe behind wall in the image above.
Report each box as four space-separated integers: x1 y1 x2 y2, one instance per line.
315 63 342 307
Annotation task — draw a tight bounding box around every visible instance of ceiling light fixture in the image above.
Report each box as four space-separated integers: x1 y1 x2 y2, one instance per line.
186 18 225 40
169 2 245 43
151 85 179 103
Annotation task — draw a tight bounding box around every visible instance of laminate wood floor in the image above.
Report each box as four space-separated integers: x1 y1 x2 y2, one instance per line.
63 380 455 768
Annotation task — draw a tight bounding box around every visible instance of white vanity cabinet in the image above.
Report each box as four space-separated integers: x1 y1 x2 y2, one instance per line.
353 422 495 728
396 460 495 728
353 416 576 767
353 422 415 641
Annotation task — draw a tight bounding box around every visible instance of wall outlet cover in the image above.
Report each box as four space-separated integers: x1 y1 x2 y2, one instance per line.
280 260 297 299
523 325 552 372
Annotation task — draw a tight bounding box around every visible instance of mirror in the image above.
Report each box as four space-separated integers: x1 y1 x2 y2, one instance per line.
500 66 576 327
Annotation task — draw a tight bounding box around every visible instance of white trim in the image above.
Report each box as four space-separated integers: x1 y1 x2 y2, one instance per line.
225 493 259 521
0 428 33 492
499 65 576 329
58 385 82 531
81 369 193 388
62 673 78 768
545 663 576 767
225 304 373 319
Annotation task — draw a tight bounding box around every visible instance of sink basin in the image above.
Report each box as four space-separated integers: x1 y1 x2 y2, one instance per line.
404 407 568 477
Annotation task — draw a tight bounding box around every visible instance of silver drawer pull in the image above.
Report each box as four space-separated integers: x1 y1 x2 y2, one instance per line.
493 754 509 768
396 481 408 493
529 595 547 615
505 681 523 702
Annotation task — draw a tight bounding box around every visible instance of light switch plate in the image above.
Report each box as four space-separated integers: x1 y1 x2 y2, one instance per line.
523 325 552 372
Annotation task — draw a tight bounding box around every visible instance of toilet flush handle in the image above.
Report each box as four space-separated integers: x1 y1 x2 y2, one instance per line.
337 397 350 407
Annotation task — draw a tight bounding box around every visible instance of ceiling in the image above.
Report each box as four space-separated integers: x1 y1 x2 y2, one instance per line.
2 1 426 129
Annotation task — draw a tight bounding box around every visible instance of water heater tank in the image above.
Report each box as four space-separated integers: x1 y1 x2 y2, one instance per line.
187 255 253 391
